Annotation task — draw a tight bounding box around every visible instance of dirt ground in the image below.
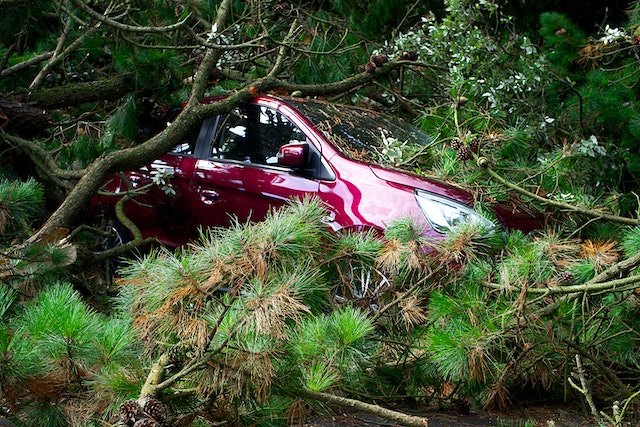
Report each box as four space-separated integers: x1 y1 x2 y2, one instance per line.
304 402 598 426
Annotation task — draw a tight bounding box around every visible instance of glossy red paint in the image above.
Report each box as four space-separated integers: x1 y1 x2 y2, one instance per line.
92 95 540 246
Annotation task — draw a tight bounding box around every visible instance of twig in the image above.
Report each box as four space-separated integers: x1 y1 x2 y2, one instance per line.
483 274 640 295
568 354 603 425
562 339 629 394
29 25 100 90
1 132 85 179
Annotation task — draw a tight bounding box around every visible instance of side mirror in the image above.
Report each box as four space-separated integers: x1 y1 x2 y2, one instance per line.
277 142 309 168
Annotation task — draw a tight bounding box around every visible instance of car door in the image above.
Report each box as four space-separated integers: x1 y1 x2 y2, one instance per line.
189 102 321 228
118 117 204 245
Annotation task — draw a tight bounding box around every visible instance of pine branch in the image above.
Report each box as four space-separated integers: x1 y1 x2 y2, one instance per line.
187 0 234 106
568 354 603 425
0 52 54 79
484 274 640 295
301 388 429 427
29 18 70 90
268 18 299 77
562 339 630 394
591 250 640 283
29 74 135 108
478 158 640 226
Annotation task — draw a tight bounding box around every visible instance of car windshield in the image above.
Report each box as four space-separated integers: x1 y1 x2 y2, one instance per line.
287 98 432 164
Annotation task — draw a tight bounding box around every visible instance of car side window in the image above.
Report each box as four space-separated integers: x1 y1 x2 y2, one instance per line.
257 106 307 165
210 105 307 166
210 109 248 161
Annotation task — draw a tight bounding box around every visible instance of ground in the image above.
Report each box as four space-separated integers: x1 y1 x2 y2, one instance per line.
304 403 597 426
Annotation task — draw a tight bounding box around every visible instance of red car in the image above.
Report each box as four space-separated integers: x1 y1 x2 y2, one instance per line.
94 95 538 246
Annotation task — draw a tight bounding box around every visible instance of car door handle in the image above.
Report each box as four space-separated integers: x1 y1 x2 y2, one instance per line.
199 189 219 205
152 164 176 174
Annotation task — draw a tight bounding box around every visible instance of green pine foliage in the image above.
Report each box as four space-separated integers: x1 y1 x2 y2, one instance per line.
113 46 186 94
285 306 374 393
621 226 640 257
102 95 139 145
0 178 44 237
539 12 586 72
0 283 142 425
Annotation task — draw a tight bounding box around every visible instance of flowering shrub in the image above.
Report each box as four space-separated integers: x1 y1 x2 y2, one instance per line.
378 0 551 122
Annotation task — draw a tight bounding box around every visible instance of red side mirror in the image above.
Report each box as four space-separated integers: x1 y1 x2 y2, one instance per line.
277 142 309 168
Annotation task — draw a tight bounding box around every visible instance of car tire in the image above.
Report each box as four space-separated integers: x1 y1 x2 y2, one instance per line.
95 215 133 285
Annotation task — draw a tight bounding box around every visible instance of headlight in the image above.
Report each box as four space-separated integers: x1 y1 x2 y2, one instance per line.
415 190 494 233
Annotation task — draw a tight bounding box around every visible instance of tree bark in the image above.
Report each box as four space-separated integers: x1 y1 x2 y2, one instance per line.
0 96 50 133
27 74 135 109
139 353 170 399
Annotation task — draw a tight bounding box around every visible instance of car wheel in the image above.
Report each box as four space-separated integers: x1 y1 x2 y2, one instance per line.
332 263 391 312
95 215 132 285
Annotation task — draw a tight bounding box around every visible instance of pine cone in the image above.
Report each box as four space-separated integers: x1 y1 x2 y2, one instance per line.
469 137 480 153
556 271 574 285
450 138 462 151
370 54 389 67
455 146 472 162
273 1 292 16
119 400 143 426
133 419 162 427
364 62 377 73
167 346 186 369
143 397 167 424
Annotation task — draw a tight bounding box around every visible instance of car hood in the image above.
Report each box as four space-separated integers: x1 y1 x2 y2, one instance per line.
368 165 474 205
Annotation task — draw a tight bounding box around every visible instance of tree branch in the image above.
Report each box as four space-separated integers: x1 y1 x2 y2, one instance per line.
28 73 135 108
28 24 100 90
1 132 85 179
0 52 54 78
187 0 234 105
139 352 170 399
301 389 429 427
484 274 640 295
29 18 71 90
69 0 191 33
268 19 299 77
